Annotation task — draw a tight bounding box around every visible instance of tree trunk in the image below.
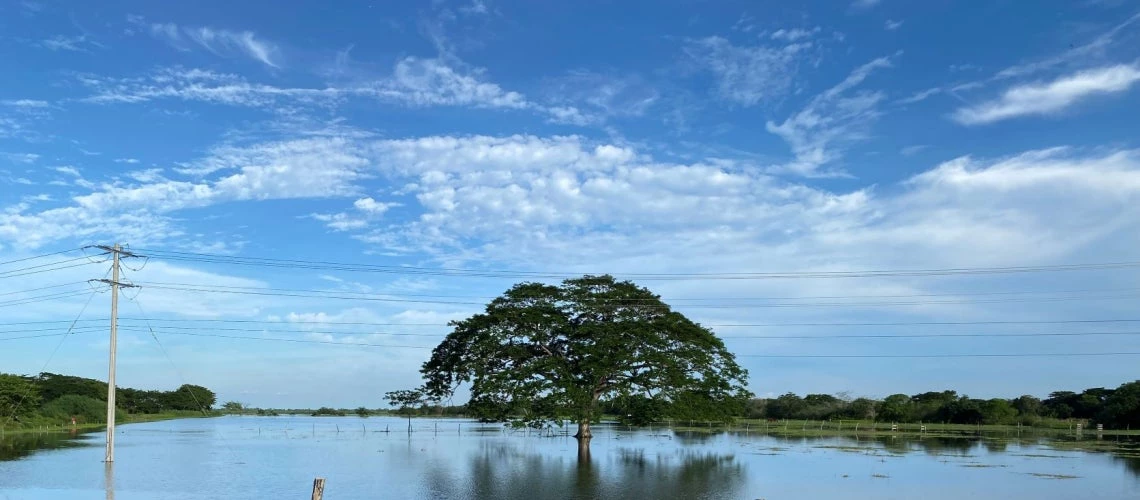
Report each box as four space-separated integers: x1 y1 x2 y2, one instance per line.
574 420 592 442
577 440 592 464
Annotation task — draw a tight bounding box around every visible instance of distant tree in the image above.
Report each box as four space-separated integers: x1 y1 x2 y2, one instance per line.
980 399 1017 425
611 395 668 426
1043 391 1078 419
1011 395 1041 417
35 373 106 402
746 398 768 419
416 275 750 454
385 389 428 431
0 374 40 418
1099 381 1140 428
221 401 244 414
765 393 805 420
877 394 911 422
355 406 370 417
163 384 216 412
844 398 878 420
311 407 346 416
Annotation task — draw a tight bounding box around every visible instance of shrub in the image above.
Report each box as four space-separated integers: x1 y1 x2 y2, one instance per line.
41 395 120 424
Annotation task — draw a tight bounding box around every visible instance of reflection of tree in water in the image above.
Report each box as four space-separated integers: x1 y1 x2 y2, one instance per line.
420 441 746 500
1115 455 1140 477
671 430 724 444
0 431 89 461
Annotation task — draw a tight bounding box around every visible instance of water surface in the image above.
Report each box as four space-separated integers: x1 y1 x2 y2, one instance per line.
1 416 1138 499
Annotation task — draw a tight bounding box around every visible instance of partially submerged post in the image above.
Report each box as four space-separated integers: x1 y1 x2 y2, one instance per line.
311 478 326 500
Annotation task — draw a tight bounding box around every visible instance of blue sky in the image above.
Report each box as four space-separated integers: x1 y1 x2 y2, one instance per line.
2 0 1140 408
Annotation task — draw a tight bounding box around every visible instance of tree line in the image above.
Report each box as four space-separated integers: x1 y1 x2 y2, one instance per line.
0 371 217 425
743 380 1140 428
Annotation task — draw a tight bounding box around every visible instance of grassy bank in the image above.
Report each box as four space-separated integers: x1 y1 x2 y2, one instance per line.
659 419 1140 438
1 410 214 437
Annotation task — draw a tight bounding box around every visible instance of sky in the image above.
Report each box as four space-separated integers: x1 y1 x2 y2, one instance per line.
2 0 1140 408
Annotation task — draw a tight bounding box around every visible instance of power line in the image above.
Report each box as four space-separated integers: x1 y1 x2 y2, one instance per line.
113 324 1140 340
0 260 105 280
0 248 83 267
129 282 1140 309
2 286 102 425
108 327 1140 358
135 247 1140 280
5 317 1140 329
0 281 91 297
121 328 433 349
130 280 1140 302
0 291 104 309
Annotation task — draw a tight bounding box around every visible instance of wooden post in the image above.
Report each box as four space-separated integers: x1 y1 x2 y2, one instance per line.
311 478 326 500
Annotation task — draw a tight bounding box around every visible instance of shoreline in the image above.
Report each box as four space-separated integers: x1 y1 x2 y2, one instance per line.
0 411 215 438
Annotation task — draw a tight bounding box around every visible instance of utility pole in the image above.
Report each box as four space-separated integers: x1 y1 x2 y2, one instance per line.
94 244 138 463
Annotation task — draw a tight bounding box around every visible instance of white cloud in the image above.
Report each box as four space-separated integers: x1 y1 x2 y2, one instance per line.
0 136 370 249
79 67 340 108
310 212 368 231
770 27 820 42
899 145 928 156
353 197 395 215
952 64 1140 125
897 87 942 105
361 57 529 109
543 70 659 124
766 57 894 176
994 13 1138 81
38 35 102 52
852 0 881 8
885 20 903 31
458 0 489 15
144 21 281 68
79 60 545 117
115 158 140 164
53 165 81 177
2 152 39 163
328 135 1140 297
1 99 49 108
684 36 814 107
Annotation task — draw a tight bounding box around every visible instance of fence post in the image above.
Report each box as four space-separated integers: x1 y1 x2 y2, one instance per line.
311 478 326 500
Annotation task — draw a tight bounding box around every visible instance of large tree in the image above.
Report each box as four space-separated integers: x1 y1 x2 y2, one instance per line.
417 275 751 453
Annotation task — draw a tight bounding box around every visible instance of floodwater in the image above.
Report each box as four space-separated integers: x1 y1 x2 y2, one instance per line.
1 417 1138 499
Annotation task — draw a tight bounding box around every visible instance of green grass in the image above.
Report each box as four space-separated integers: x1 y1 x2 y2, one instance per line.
661 419 1140 438
1 410 214 437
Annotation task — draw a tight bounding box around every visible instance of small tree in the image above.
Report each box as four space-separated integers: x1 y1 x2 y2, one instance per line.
0 374 40 419
221 401 244 414
385 389 427 432
417 275 751 454
355 406 370 418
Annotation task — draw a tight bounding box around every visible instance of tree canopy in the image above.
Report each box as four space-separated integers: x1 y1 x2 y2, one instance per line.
417 275 751 448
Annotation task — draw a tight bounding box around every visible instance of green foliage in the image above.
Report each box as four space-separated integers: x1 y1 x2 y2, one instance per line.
118 389 166 413
745 381 1140 428
0 374 40 418
980 399 1017 425
877 394 911 422
1 371 217 427
311 407 346 416
40 395 117 424
221 401 244 414
417 275 750 437
354 406 370 417
384 389 428 415
35 373 106 402
1099 381 1140 428
164 384 216 412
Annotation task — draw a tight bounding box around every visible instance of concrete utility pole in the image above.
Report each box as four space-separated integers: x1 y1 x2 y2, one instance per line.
94 244 138 463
